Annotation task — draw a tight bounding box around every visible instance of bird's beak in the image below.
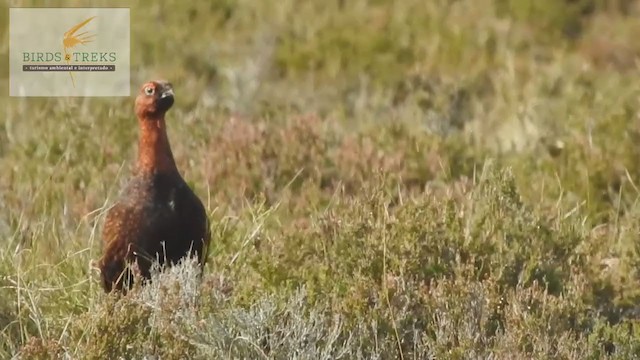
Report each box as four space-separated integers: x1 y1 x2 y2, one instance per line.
161 87 174 99
156 84 175 113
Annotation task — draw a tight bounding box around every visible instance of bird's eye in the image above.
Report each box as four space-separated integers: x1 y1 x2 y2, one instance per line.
144 87 154 95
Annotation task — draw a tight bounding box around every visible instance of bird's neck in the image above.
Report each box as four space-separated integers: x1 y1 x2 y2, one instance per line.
136 115 178 174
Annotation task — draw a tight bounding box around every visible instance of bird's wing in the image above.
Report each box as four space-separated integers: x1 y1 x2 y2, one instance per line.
101 201 144 258
179 184 212 264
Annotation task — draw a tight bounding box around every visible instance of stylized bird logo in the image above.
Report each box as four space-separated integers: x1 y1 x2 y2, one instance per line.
62 16 96 88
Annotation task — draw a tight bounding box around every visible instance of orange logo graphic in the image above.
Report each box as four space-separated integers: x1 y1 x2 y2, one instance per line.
62 16 96 87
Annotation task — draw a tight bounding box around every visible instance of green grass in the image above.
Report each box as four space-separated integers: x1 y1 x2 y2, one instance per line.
3 0 640 358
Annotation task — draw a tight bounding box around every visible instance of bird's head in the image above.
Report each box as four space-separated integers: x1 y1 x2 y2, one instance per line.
134 80 174 120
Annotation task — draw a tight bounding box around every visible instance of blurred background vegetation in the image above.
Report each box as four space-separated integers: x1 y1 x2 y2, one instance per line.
3 0 640 358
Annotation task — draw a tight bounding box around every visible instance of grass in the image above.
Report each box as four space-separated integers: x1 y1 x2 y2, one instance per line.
3 0 640 358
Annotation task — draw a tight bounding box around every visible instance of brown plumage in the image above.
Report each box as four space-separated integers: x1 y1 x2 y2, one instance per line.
98 80 210 293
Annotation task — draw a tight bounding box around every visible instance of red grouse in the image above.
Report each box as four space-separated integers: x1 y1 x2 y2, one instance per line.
99 80 210 293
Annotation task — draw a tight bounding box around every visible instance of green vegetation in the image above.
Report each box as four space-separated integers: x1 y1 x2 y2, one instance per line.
3 0 640 358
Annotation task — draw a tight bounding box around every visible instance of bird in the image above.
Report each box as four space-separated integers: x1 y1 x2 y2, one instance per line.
98 80 211 293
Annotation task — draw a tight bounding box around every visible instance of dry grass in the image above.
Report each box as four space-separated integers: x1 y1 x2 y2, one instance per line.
3 0 640 358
